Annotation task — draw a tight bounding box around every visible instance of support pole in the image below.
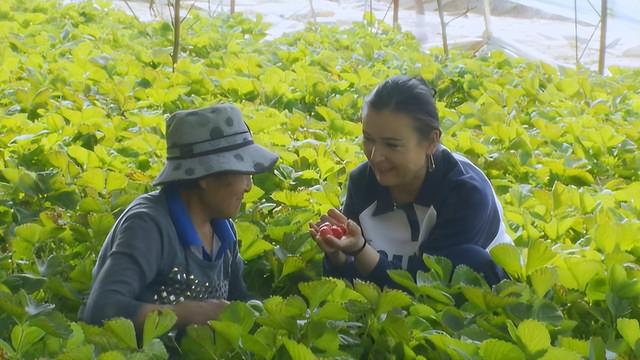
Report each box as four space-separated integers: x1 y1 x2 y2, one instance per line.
598 0 607 74
574 0 579 67
172 0 181 72
436 0 448 58
393 0 399 28
482 0 492 42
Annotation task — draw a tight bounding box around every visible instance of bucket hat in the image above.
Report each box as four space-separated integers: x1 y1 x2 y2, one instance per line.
153 104 279 186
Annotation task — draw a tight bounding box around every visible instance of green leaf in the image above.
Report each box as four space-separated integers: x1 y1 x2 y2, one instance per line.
257 296 306 334
514 319 551 356
97 351 127 360
106 171 128 192
562 257 602 291
490 244 524 280
179 325 216 359
66 322 86 349
282 338 316 360
539 347 582 360
241 333 271 357
60 344 96 360
280 256 305 278
210 320 242 346
556 78 579 96
387 269 419 294
28 310 72 338
11 324 45 355
46 189 80 209
440 307 466 332
142 308 177 348
104 318 138 351
298 279 337 310
422 255 453 282
0 291 28 321
312 302 349 321
419 286 456 306
3 274 46 294
479 339 525 360
218 302 256 333
617 318 640 349
525 240 556 275
77 168 106 192
532 300 563 325
451 265 488 288
409 303 437 319
557 337 589 357
376 289 412 316
353 280 380 307
382 313 411 341
529 266 558 298
138 339 169 360
427 331 478 359
306 320 339 353
235 221 273 261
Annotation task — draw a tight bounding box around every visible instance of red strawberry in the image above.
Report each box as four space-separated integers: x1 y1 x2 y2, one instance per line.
318 226 333 238
330 225 346 238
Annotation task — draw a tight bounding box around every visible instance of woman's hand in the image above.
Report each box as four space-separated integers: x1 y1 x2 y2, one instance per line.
309 209 367 256
173 299 230 327
310 209 380 276
135 299 230 333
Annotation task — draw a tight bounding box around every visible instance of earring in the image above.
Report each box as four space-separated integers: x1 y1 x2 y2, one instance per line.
427 153 436 172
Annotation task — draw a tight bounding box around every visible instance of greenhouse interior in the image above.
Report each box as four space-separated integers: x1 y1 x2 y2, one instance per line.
0 0 639 359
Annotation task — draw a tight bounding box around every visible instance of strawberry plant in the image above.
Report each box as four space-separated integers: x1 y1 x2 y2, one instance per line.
0 0 639 358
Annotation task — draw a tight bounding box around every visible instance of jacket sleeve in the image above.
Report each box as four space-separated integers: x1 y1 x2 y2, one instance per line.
421 177 499 252
81 213 163 325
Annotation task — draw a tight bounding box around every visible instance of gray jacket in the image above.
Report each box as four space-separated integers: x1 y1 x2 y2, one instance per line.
80 190 249 325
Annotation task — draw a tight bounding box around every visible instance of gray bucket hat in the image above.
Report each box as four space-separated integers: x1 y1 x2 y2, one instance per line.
153 104 279 186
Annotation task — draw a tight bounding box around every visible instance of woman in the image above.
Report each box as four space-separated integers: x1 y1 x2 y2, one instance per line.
81 104 279 331
310 75 512 287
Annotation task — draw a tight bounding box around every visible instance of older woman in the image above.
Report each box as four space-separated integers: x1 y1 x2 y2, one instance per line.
81 104 278 330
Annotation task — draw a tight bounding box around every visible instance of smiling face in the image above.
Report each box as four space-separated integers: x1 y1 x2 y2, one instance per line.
197 173 253 218
362 109 437 197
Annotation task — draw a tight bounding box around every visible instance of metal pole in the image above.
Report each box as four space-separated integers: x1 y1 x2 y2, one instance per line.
598 0 607 74
574 0 579 67
172 0 181 71
435 0 448 57
482 0 492 41
393 0 399 28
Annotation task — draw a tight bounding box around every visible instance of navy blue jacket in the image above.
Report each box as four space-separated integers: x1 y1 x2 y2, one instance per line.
324 146 512 287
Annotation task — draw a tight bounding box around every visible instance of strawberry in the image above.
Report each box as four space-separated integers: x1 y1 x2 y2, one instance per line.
330 225 346 238
318 226 333 238
318 222 346 239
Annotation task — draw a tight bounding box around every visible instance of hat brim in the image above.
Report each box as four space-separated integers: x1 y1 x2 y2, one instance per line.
152 144 279 186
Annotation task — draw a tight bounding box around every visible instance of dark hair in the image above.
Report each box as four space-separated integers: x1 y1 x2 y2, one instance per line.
363 75 440 140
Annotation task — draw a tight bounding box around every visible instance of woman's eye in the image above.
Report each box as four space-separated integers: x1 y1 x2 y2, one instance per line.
386 143 400 149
